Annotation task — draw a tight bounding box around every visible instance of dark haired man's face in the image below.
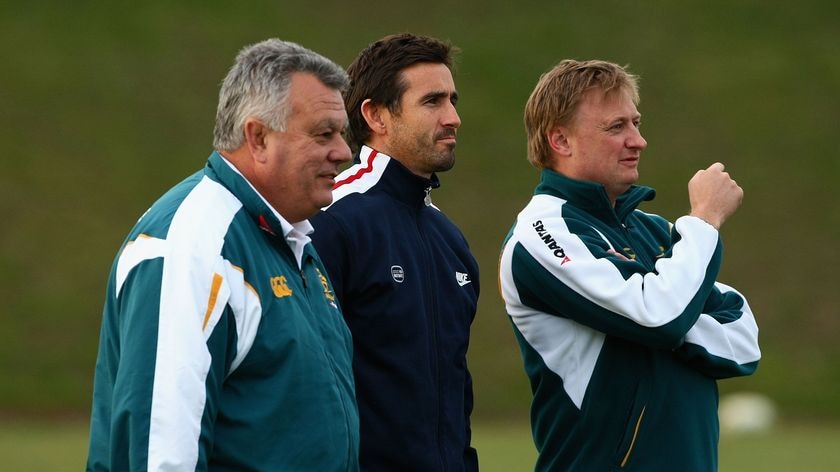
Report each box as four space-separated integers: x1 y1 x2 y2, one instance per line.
383 63 460 178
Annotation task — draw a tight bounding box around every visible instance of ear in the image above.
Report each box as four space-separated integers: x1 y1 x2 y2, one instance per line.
360 99 388 136
547 125 573 157
243 118 271 163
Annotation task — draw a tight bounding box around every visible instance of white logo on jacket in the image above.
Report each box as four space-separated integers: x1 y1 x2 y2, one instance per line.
391 265 405 283
455 272 472 286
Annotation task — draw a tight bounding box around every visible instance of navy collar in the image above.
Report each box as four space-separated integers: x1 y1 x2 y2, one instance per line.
365 147 441 208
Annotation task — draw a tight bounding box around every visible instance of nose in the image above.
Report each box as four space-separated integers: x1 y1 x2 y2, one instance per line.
628 126 647 150
443 101 461 129
331 136 352 163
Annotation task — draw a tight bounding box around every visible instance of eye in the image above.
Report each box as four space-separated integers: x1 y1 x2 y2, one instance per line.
316 128 338 140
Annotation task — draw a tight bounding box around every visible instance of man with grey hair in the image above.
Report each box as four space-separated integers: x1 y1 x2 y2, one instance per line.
86 39 359 471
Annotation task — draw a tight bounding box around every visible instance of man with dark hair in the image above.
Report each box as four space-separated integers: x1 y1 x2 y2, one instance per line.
310 33 479 472
86 39 359 471
499 59 761 471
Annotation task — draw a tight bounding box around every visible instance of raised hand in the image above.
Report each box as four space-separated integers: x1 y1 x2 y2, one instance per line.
688 162 743 229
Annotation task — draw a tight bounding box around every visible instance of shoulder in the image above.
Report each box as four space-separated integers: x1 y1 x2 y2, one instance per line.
310 193 383 252
132 173 240 239
320 191 384 227
510 194 578 238
329 150 391 203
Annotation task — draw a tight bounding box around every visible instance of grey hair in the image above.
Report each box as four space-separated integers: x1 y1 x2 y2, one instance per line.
213 39 349 152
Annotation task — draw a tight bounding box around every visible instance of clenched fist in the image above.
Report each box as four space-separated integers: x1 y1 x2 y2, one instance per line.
688 162 743 229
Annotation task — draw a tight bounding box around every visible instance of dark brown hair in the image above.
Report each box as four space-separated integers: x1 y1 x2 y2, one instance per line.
344 33 457 154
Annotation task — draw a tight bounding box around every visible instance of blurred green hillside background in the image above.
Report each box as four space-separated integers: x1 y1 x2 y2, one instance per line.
1 0 838 426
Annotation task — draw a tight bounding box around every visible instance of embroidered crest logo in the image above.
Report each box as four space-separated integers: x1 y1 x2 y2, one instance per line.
270 276 293 298
391 265 405 283
622 247 638 260
315 268 338 308
655 245 666 259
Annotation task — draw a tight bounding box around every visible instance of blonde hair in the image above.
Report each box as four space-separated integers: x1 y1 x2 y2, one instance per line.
524 59 639 168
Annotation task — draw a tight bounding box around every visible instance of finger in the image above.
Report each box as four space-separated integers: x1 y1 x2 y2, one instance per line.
709 162 725 172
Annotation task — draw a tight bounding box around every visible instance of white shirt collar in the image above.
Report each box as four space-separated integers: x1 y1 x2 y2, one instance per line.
219 155 313 268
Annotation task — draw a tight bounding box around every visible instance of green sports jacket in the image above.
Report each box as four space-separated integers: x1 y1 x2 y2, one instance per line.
87 152 359 471
499 169 760 472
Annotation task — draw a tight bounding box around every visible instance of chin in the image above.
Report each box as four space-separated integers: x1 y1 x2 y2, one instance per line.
622 171 640 185
316 195 334 210
433 153 456 173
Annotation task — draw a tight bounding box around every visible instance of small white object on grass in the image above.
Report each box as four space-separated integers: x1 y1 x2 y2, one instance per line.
718 391 778 434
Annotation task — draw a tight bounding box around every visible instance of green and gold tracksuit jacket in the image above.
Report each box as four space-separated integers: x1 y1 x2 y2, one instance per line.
499 169 760 472
87 151 359 471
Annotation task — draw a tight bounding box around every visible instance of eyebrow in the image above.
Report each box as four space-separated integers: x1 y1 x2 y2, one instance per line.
311 118 347 134
420 89 459 104
603 113 641 125
321 115 348 127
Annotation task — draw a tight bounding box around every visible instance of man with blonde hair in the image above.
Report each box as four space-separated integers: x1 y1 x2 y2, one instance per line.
499 59 761 471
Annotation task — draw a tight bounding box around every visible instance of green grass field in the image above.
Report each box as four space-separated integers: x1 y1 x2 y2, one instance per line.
3 0 840 423
2 5 839 472
2 419 838 471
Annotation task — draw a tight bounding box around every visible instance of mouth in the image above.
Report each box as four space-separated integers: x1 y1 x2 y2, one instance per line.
319 172 338 185
438 138 457 147
435 130 457 145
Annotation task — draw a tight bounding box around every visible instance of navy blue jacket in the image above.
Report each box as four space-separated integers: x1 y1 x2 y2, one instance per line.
310 146 480 472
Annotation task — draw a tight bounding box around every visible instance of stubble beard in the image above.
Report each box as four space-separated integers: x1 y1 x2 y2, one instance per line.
390 123 457 175
426 127 457 173
429 143 456 173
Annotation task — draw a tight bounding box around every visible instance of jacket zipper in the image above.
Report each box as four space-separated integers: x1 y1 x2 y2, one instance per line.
301 253 354 469
416 200 446 471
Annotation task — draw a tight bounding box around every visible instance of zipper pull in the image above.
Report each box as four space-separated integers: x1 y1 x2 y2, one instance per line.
424 186 432 206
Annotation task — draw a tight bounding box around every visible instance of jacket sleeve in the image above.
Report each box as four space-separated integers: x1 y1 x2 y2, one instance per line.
463 365 479 471
501 215 722 350
463 243 479 472
673 281 761 378
89 237 236 472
